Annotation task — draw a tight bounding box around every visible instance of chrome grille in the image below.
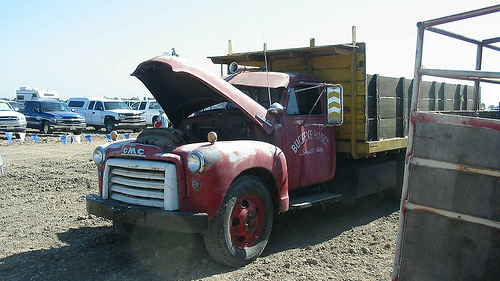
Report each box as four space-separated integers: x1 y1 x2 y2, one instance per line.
0 116 19 121
103 158 179 210
61 117 82 124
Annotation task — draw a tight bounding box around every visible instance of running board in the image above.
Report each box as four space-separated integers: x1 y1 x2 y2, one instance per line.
289 193 342 209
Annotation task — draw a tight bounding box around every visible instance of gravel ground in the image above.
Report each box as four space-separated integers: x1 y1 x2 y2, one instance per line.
0 130 400 281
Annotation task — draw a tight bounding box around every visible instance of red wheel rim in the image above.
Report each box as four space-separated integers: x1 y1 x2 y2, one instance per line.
229 194 265 249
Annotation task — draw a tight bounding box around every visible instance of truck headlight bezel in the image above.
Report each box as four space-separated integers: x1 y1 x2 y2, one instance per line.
93 146 106 166
187 150 205 174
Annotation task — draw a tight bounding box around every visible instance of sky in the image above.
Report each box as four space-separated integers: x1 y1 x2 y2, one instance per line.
1 0 499 106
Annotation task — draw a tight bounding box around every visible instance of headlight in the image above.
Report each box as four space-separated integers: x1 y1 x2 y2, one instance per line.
93 146 106 166
187 151 204 174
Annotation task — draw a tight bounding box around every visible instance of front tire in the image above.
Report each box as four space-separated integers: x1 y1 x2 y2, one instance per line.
105 119 114 133
204 175 273 267
41 121 51 134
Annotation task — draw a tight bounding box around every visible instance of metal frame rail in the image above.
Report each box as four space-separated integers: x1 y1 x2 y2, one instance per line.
392 5 500 280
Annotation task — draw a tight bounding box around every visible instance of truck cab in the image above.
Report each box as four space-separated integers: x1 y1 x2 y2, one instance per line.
189 72 342 191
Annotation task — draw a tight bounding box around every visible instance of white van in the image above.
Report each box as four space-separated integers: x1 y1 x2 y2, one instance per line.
16 87 60 102
67 97 146 133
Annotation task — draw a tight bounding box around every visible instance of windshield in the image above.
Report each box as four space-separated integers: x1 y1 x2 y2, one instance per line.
0 102 13 111
149 102 161 109
41 102 70 112
104 102 129 110
233 85 282 109
197 102 236 113
192 86 283 116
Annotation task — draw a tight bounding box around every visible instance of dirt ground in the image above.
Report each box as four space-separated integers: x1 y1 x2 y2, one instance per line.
0 130 400 281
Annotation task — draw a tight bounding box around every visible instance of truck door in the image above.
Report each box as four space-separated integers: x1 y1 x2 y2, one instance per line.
24 102 41 130
279 84 342 190
92 101 105 125
85 101 95 125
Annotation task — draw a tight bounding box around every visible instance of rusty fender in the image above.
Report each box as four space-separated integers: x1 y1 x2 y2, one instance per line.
176 140 289 220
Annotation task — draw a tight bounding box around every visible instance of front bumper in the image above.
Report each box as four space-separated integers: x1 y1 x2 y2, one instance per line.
113 121 146 129
86 194 208 233
0 126 26 132
51 123 87 132
0 123 27 132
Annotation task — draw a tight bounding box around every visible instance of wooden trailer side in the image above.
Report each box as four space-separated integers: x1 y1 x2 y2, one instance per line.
394 113 500 280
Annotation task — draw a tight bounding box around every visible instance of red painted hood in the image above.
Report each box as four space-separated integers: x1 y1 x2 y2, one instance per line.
131 56 273 133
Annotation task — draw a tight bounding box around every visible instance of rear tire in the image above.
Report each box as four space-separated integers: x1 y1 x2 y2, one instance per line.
204 175 273 267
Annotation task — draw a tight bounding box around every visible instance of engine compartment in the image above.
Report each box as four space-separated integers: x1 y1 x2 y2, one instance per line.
180 107 272 143
136 106 272 151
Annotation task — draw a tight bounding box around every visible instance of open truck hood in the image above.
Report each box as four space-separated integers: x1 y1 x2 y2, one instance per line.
131 56 273 134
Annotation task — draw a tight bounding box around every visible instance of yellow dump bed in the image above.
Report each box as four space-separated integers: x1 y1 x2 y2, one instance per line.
210 42 474 158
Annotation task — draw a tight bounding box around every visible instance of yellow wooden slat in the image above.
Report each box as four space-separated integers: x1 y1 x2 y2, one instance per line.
272 58 305 68
313 69 365 82
311 54 366 69
336 138 408 155
336 124 366 140
342 113 365 123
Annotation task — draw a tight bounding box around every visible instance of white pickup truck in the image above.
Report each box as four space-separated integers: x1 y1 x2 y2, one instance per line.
67 97 145 133
130 100 163 126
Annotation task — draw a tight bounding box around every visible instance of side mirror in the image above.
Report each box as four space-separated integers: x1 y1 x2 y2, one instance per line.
268 102 284 115
326 84 343 126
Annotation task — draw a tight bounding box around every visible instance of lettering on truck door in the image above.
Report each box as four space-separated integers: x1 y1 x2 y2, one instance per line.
279 86 335 190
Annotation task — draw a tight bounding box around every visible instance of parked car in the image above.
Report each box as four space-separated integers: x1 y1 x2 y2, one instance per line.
23 100 86 134
130 100 164 125
7 101 25 111
66 97 145 133
0 100 27 135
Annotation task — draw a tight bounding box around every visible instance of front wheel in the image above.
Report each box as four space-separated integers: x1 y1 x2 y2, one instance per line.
203 175 273 267
105 120 114 133
41 121 51 134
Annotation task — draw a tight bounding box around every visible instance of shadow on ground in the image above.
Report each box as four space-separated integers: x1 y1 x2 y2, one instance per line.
0 194 399 281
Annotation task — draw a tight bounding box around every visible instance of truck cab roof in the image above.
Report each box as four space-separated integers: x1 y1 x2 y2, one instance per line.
225 71 322 89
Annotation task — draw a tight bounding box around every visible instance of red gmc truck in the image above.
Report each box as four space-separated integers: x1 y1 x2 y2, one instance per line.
86 41 474 266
